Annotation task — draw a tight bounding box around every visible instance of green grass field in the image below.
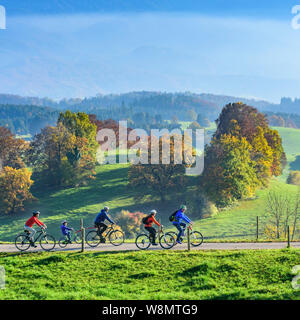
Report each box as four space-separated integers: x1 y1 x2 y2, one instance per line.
193 179 300 240
272 127 300 181
0 249 299 300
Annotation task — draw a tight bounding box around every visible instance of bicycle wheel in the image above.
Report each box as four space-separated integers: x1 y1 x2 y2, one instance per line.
74 232 82 244
109 230 125 246
86 230 101 248
167 231 179 245
135 234 151 250
58 237 68 248
159 232 176 249
15 234 31 252
190 231 204 247
40 234 56 251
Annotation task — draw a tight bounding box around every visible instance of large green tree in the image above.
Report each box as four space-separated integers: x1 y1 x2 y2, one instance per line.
201 102 286 206
201 133 258 206
28 111 97 187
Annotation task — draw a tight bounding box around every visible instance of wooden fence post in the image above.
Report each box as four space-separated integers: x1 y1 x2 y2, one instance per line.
187 227 191 251
158 219 161 243
287 225 290 248
256 216 259 241
80 218 85 252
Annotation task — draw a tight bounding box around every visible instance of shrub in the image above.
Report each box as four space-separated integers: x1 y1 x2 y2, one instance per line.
263 225 287 240
287 171 300 186
201 201 218 219
115 210 144 238
186 193 218 219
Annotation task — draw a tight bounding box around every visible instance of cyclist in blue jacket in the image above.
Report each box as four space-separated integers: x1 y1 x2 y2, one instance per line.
94 206 114 243
172 205 192 244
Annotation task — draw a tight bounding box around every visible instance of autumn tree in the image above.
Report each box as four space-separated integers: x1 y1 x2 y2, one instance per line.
214 102 268 140
58 111 98 158
0 126 28 170
128 133 194 202
114 210 144 238
201 133 258 206
265 190 300 240
201 102 286 206
89 115 135 149
0 167 34 214
28 111 98 187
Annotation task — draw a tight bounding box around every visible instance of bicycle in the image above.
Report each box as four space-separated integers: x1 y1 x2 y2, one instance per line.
135 226 176 250
86 224 125 247
166 225 204 248
58 228 82 248
15 227 56 252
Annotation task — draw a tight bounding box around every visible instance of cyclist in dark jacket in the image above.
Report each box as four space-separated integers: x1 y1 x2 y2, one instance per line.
94 206 114 243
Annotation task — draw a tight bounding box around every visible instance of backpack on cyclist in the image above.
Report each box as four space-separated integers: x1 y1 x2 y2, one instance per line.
142 215 151 225
169 210 178 222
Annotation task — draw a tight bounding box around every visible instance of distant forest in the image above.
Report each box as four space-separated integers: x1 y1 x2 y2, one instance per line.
1 92 300 136
0 105 59 136
266 111 300 129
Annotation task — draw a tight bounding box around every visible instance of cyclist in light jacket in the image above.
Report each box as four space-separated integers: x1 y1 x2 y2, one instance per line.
172 205 192 244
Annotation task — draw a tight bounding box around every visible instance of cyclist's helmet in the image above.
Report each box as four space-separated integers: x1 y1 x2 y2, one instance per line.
150 209 157 215
180 205 187 211
62 220 67 224
104 206 109 211
32 210 40 216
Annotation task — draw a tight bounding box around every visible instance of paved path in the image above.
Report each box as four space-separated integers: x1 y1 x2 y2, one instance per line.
1 241 299 253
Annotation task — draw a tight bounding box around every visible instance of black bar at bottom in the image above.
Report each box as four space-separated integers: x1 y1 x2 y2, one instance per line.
0 300 298 318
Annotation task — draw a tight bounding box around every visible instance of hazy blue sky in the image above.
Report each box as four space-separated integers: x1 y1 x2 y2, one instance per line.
0 0 300 102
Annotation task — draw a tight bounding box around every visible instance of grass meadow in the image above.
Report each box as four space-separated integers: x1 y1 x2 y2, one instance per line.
0 249 299 300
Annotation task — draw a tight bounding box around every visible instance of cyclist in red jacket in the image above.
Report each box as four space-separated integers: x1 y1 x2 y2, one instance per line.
144 209 161 246
24 211 47 247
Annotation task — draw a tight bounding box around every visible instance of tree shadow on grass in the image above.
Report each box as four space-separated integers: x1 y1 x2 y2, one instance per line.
34 166 131 211
176 263 209 277
34 254 66 265
128 272 157 279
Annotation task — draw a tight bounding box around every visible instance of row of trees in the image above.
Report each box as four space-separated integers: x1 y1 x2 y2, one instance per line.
0 103 288 218
0 104 59 135
267 111 300 129
0 111 100 213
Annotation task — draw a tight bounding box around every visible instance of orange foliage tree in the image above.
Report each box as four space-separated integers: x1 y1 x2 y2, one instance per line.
0 167 35 214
